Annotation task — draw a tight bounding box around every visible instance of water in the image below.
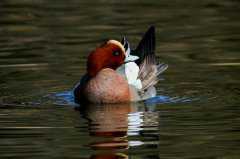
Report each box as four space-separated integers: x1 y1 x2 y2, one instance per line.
0 0 240 158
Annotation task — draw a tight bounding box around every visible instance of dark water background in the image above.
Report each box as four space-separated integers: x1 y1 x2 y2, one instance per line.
0 0 240 158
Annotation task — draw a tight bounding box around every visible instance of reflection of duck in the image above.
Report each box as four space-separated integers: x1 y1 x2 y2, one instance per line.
80 103 135 150
79 102 159 151
90 153 128 159
74 26 168 103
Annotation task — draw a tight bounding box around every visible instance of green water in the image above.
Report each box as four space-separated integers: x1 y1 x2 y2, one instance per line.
0 0 240 158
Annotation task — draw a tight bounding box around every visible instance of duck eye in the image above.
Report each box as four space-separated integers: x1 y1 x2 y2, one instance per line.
112 51 120 56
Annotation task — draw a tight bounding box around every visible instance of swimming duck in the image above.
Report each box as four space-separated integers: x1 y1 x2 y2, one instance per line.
74 26 168 104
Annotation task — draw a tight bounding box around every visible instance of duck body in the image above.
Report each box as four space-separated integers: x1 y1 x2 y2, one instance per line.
83 68 131 103
74 26 168 104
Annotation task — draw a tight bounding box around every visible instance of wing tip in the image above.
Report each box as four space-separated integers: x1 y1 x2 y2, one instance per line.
134 26 156 64
147 25 155 36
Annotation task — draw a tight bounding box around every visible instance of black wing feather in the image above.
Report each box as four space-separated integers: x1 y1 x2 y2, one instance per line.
136 26 168 92
132 26 156 65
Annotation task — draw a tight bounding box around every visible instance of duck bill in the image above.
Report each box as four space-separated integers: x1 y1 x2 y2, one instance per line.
124 55 139 63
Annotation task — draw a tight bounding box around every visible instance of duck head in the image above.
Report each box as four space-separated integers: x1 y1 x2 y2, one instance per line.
87 40 125 77
87 39 138 77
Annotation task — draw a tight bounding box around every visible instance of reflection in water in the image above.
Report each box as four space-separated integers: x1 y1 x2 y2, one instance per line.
90 153 128 159
79 102 159 158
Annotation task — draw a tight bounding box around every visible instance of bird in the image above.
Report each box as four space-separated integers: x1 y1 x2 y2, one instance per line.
73 26 168 104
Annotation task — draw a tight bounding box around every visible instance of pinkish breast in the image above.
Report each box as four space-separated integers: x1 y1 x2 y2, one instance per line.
83 68 131 103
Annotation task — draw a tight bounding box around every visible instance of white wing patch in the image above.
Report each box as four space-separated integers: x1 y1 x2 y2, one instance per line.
125 62 142 89
118 37 142 90
116 62 142 90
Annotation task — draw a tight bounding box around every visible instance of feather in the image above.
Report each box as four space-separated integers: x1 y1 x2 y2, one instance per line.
121 26 168 101
132 26 155 65
133 26 168 97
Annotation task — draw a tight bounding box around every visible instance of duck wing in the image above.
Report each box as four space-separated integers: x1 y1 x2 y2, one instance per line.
132 26 155 65
135 26 168 97
121 26 168 101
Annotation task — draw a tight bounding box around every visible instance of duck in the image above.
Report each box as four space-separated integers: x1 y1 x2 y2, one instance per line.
73 26 168 104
